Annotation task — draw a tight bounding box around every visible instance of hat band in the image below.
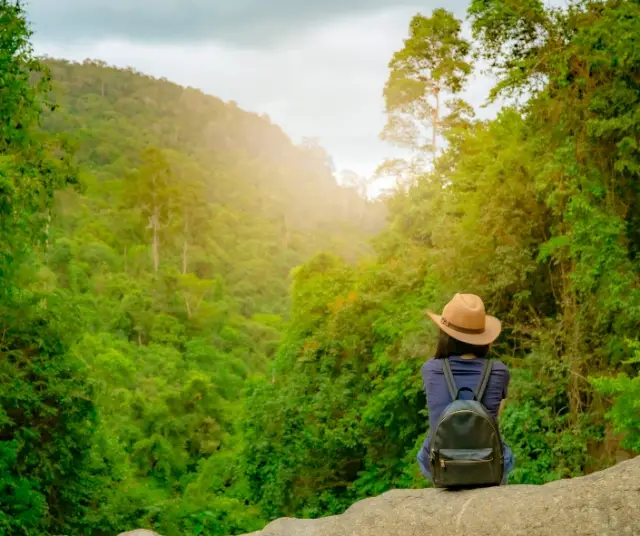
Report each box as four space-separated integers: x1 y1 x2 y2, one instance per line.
441 316 485 335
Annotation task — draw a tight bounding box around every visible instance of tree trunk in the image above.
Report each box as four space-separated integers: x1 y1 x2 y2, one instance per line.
44 209 51 253
149 166 160 273
432 87 440 159
182 215 189 275
152 209 159 273
559 257 583 423
182 240 188 275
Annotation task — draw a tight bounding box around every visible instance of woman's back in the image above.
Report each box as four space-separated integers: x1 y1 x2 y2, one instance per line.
422 356 510 432
418 293 514 485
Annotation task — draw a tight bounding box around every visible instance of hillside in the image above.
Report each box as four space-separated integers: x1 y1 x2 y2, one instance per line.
33 58 387 535
41 58 385 315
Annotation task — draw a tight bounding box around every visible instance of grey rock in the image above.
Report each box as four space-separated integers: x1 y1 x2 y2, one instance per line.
243 456 640 536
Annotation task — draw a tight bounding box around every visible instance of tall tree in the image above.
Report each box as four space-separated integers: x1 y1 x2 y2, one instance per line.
381 9 472 167
125 148 177 272
170 158 212 276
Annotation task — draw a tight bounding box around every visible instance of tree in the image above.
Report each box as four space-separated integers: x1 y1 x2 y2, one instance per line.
0 0 75 283
0 3 113 534
168 157 212 276
125 148 177 272
469 0 640 424
381 9 472 166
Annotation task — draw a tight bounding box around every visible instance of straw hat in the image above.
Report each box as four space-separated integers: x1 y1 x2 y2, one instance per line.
426 293 501 346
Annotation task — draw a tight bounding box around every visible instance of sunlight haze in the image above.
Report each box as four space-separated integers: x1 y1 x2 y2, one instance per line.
27 0 488 195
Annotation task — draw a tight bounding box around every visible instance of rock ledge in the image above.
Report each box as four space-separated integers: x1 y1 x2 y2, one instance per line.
243 456 639 536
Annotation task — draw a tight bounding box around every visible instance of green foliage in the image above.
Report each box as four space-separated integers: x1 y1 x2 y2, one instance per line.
240 254 438 518
0 1 75 285
0 19 385 533
500 360 602 484
591 342 640 453
0 3 109 534
3 0 640 533
2 1 384 532
239 0 640 525
0 292 96 535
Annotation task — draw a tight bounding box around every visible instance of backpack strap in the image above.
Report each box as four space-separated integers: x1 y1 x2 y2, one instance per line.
475 359 493 402
442 358 458 401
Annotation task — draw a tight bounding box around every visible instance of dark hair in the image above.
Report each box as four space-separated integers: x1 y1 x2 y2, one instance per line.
434 331 490 359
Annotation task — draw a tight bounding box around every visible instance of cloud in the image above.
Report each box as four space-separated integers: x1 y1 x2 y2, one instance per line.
31 0 499 196
34 7 426 178
24 0 467 47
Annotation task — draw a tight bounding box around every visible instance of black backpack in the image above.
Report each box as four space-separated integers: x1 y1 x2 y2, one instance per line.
428 358 504 488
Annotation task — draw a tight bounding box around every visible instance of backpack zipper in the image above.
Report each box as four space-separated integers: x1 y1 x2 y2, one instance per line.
437 409 501 441
441 457 494 469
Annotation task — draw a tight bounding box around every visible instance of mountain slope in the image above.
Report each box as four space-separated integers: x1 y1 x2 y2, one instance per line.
41 57 385 315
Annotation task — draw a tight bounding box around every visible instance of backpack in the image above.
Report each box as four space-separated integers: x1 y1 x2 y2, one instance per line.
428 358 504 488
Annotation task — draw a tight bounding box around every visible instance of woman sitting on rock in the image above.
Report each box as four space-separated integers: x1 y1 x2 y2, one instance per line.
417 293 514 487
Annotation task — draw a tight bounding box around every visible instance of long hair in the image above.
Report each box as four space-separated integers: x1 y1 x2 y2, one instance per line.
434 331 490 359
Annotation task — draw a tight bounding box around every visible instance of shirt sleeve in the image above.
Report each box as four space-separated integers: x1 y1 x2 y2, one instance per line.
420 362 430 396
502 366 511 399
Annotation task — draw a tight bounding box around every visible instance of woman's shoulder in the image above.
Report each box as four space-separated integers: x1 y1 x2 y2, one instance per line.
421 358 442 374
490 358 509 371
492 359 510 376
489 359 511 385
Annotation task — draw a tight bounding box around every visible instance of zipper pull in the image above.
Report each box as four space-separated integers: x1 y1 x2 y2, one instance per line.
440 458 446 469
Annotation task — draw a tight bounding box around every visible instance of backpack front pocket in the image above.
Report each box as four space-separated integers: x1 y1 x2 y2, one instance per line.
434 448 496 487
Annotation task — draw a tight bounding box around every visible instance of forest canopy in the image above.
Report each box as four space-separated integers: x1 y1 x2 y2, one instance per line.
0 0 639 535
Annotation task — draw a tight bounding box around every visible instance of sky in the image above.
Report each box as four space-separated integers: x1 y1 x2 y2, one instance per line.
26 0 497 194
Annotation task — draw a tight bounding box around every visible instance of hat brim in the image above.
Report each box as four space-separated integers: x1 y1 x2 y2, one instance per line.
425 311 501 346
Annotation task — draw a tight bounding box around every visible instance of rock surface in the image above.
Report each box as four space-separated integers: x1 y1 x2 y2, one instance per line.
243 456 640 536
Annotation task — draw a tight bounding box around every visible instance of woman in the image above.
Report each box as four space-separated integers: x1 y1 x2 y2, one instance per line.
417 293 515 485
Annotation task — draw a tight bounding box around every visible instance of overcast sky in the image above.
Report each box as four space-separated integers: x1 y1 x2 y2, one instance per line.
26 0 496 193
